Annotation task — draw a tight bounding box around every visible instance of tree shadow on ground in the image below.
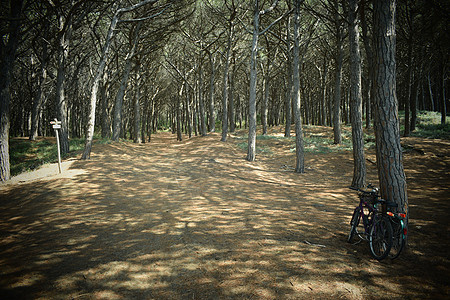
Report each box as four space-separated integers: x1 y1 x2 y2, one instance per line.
0 131 448 299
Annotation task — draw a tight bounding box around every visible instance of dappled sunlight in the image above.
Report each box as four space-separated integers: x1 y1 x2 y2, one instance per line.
0 131 448 299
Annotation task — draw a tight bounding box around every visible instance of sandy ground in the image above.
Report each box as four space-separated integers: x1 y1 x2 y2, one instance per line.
0 127 449 299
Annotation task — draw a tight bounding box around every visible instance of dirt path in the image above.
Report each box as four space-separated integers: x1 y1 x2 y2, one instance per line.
1 129 449 299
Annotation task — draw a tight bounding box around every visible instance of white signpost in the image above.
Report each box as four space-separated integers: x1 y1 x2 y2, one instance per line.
50 119 62 174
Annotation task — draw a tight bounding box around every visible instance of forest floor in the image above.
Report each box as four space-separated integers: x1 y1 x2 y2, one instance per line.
1 126 449 299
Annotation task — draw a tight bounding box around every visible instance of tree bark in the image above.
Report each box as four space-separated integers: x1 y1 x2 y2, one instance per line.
221 22 233 141
112 24 141 141
208 52 216 132
247 1 259 161
348 0 366 188
198 62 207 136
134 72 142 143
284 16 292 138
373 0 408 214
82 0 157 159
292 0 305 173
55 14 72 156
333 1 343 144
0 0 23 182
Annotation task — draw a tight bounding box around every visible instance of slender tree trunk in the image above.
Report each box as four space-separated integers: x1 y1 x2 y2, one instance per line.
410 69 418 131
247 2 259 161
333 1 343 144
284 16 292 137
198 62 207 136
221 22 233 141
348 0 366 188
82 0 157 159
292 0 305 173
82 12 119 159
208 52 216 132
373 0 408 215
55 15 72 156
229 69 236 133
30 55 48 140
439 58 446 124
404 41 413 137
0 0 23 182
112 24 141 141
134 72 142 143
427 73 435 111
360 0 373 129
100 68 110 138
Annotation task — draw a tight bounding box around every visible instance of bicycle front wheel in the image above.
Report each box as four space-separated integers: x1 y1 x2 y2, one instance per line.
388 218 405 259
348 207 361 243
369 216 393 261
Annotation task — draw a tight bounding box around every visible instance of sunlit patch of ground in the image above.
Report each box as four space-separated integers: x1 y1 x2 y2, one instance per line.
0 128 449 299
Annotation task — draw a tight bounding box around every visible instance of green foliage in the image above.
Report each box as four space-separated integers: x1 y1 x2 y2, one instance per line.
9 136 111 177
401 111 450 139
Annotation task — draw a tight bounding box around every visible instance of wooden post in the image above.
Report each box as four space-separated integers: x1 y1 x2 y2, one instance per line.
50 118 62 174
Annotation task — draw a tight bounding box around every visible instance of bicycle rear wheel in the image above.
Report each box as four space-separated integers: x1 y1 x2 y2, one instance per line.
369 216 393 261
388 218 405 259
348 207 361 243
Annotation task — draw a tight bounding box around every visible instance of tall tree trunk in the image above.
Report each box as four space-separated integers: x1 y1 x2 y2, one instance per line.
82 0 157 159
82 11 120 159
439 57 446 124
229 68 236 133
348 0 366 188
221 22 233 141
55 15 72 156
134 72 142 143
208 52 216 132
333 0 343 144
100 68 110 138
30 21 49 141
198 62 207 136
262 64 269 135
112 24 141 141
30 54 48 141
0 0 23 182
360 0 373 129
247 1 259 161
284 16 292 137
404 41 413 137
292 0 305 173
373 0 408 215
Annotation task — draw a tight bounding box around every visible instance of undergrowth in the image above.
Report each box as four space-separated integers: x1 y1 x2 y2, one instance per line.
9 136 110 176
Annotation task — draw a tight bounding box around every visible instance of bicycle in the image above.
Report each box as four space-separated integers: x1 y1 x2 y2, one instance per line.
347 184 394 261
386 210 407 259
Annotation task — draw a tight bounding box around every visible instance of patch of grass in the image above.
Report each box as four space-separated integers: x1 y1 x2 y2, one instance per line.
399 110 450 139
236 140 273 155
9 135 111 176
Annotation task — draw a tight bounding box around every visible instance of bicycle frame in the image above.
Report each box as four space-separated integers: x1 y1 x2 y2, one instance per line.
355 195 379 239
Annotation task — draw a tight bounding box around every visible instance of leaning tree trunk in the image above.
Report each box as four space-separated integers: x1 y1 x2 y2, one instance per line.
348 0 366 188
30 21 49 141
373 0 408 214
82 11 120 159
112 23 141 141
0 0 23 182
82 0 157 159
